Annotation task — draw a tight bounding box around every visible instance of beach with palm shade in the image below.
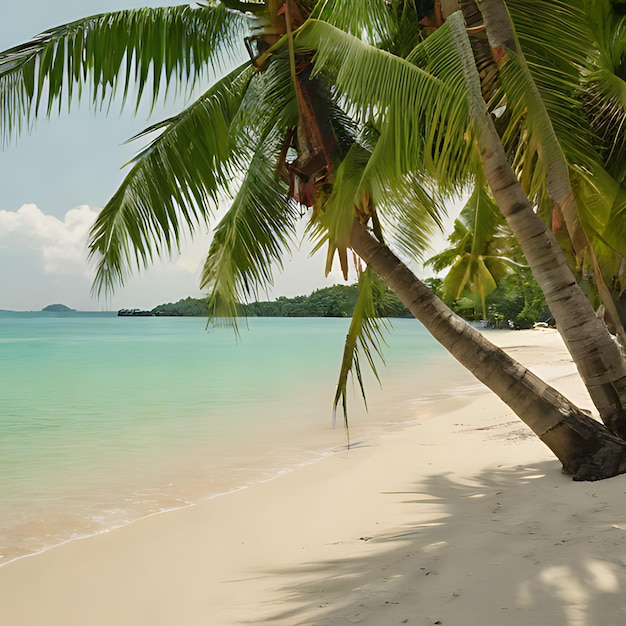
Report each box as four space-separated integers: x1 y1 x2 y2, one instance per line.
2 0 626 622
2 328 626 624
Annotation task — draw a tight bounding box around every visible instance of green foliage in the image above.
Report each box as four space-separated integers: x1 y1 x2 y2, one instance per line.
152 296 210 316
424 181 549 328
485 271 550 330
0 3 248 142
426 184 519 319
333 268 392 438
89 62 255 294
297 15 479 196
151 283 411 318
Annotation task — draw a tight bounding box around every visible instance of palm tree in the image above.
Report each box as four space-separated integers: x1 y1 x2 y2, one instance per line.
440 0 626 432
350 220 626 481
2 0 626 478
294 1 626 436
426 183 519 320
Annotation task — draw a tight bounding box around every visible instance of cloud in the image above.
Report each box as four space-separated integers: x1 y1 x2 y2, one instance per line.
0 203 217 310
0 203 357 311
0 203 98 276
0 203 213 280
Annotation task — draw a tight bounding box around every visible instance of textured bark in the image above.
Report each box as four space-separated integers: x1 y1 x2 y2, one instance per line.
475 0 626 348
476 99 626 439
350 221 626 481
455 0 626 437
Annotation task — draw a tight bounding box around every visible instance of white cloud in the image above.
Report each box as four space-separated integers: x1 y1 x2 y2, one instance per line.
0 203 380 311
0 204 213 280
0 203 98 276
0 204 215 310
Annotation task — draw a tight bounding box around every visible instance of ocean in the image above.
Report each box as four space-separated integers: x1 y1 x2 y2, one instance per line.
0 312 475 565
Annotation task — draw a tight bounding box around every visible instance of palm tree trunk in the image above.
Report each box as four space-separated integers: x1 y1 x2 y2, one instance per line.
477 106 626 437
456 0 626 438
350 220 626 481
474 0 626 349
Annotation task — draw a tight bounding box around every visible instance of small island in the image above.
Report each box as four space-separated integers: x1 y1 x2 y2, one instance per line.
42 304 76 312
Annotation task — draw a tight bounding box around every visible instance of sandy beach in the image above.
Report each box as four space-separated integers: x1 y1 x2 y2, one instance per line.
2 328 626 625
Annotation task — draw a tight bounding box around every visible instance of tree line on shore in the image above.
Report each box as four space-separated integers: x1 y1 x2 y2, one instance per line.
152 275 549 328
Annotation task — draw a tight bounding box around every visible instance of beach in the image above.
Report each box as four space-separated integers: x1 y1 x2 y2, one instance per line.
2 328 626 625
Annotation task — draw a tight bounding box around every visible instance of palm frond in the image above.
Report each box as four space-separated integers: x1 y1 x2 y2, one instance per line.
577 170 626 257
585 68 626 183
603 189 626 257
333 266 391 439
200 51 304 328
375 173 446 262
316 141 371 277
496 41 599 209
296 15 477 193
502 1 609 193
311 0 397 45
380 0 424 58
88 62 254 295
0 2 248 142
200 129 300 328
580 0 626 184
230 53 293 131
426 183 514 317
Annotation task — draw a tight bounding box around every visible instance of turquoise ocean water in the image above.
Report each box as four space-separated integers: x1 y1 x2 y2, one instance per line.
0 313 472 566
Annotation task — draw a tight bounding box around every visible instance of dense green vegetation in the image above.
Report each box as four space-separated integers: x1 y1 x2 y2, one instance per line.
152 284 412 318
424 273 549 329
486 272 550 329
152 279 549 327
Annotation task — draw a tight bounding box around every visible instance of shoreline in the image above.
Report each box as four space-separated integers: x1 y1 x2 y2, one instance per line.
3 328 626 624
0 374 468 570
0 317 475 568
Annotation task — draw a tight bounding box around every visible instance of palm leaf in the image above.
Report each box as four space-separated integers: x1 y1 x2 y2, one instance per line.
0 2 248 141
200 53 304 327
426 183 516 318
296 15 477 193
376 172 446 262
88 62 254 295
311 0 397 45
580 0 626 184
200 128 300 329
333 266 391 440
315 141 372 278
505 0 600 170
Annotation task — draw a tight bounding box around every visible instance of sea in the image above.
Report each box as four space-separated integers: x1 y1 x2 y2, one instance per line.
0 312 476 566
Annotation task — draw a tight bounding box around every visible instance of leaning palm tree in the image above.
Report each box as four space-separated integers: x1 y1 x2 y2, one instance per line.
2 0 626 478
433 0 626 435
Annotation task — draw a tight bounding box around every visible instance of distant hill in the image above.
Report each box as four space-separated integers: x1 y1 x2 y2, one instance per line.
42 304 76 312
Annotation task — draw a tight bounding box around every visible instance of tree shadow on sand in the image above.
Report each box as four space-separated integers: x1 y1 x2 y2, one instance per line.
261 462 626 625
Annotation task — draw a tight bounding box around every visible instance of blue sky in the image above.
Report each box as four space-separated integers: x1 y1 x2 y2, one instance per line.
0 2 455 311
0 1 352 311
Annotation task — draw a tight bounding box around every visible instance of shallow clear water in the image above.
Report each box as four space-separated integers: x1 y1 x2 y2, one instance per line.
0 312 472 565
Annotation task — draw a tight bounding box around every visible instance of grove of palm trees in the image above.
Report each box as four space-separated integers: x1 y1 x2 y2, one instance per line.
1 0 626 479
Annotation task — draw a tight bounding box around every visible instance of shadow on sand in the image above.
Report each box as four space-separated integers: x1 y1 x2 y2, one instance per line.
261 461 626 625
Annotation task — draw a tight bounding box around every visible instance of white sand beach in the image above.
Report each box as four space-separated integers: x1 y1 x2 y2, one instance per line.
2 328 626 625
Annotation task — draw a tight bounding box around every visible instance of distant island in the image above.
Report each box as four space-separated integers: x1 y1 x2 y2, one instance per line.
122 284 412 318
42 304 76 312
